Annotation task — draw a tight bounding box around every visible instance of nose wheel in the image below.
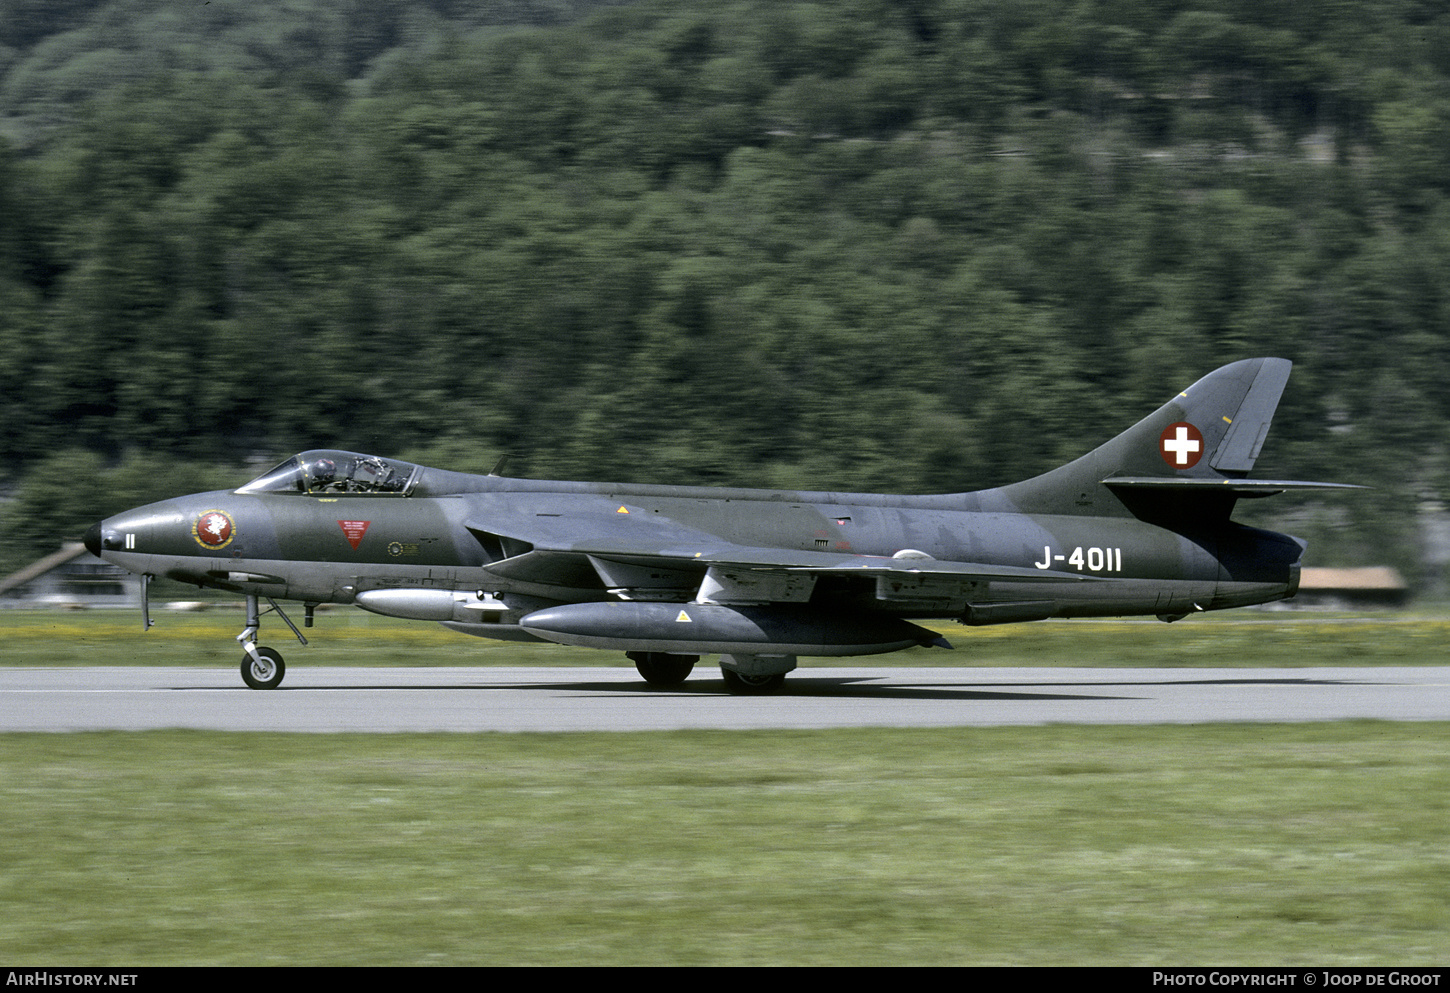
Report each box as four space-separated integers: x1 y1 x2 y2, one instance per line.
237 595 306 689
241 647 286 690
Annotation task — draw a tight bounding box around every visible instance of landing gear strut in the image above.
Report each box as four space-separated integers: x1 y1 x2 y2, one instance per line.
238 595 308 689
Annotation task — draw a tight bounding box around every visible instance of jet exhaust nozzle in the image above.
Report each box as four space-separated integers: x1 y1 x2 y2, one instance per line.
520 601 945 657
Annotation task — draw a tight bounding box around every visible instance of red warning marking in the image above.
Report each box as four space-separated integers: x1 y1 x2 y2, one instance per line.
1159 422 1205 468
338 520 370 549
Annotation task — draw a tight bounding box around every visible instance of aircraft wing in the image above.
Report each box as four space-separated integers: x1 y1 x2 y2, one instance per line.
467 509 1093 604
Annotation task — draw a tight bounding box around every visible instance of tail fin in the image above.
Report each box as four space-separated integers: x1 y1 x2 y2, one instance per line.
998 358 1353 521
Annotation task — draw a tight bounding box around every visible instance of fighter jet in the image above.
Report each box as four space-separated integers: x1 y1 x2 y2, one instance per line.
85 357 1355 693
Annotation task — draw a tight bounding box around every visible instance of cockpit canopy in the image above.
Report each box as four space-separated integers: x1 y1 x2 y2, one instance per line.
237 450 419 496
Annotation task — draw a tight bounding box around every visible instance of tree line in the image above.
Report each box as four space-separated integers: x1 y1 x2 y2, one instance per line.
2 0 1448 581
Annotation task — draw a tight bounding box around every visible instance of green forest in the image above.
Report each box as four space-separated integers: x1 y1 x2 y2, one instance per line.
1 0 1448 583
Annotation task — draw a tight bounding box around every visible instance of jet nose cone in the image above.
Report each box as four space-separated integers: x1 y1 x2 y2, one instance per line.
83 521 104 558
83 521 124 557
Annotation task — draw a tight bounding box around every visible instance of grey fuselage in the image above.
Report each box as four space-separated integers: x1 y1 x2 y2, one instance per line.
87 359 1345 670
90 466 1301 629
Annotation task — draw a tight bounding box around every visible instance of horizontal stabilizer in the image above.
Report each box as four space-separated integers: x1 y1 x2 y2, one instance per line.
1105 477 1366 499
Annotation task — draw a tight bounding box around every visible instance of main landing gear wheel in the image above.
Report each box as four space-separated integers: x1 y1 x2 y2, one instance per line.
241 647 285 690
720 668 787 695
629 652 698 686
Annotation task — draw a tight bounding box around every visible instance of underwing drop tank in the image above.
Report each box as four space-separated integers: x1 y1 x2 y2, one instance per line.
354 588 508 622
519 601 950 657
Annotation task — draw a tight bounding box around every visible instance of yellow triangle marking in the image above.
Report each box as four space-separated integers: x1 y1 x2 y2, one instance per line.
676 610 692 623
617 506 629 514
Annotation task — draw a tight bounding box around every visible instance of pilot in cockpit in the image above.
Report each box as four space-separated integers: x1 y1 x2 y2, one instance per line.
308 458 340 491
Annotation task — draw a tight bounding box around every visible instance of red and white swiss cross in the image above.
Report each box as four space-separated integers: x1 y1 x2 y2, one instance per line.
1159 421 1205 469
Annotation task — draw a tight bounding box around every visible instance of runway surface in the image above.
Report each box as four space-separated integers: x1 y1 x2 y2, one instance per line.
2 665 1448 732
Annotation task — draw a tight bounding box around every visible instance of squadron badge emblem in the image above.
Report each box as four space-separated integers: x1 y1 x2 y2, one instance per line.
193 510 236 549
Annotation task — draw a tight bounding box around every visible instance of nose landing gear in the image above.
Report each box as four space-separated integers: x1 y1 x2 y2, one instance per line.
241 646 286 690
238 595 308 689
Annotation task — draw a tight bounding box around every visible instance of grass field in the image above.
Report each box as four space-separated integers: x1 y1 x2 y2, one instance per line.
2 724 1447 966
4 605 1449 669
2 608 1448 966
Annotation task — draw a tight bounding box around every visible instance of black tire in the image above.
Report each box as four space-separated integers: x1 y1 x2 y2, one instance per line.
629 652 698 686
241 646 285 690
720 667 786 695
